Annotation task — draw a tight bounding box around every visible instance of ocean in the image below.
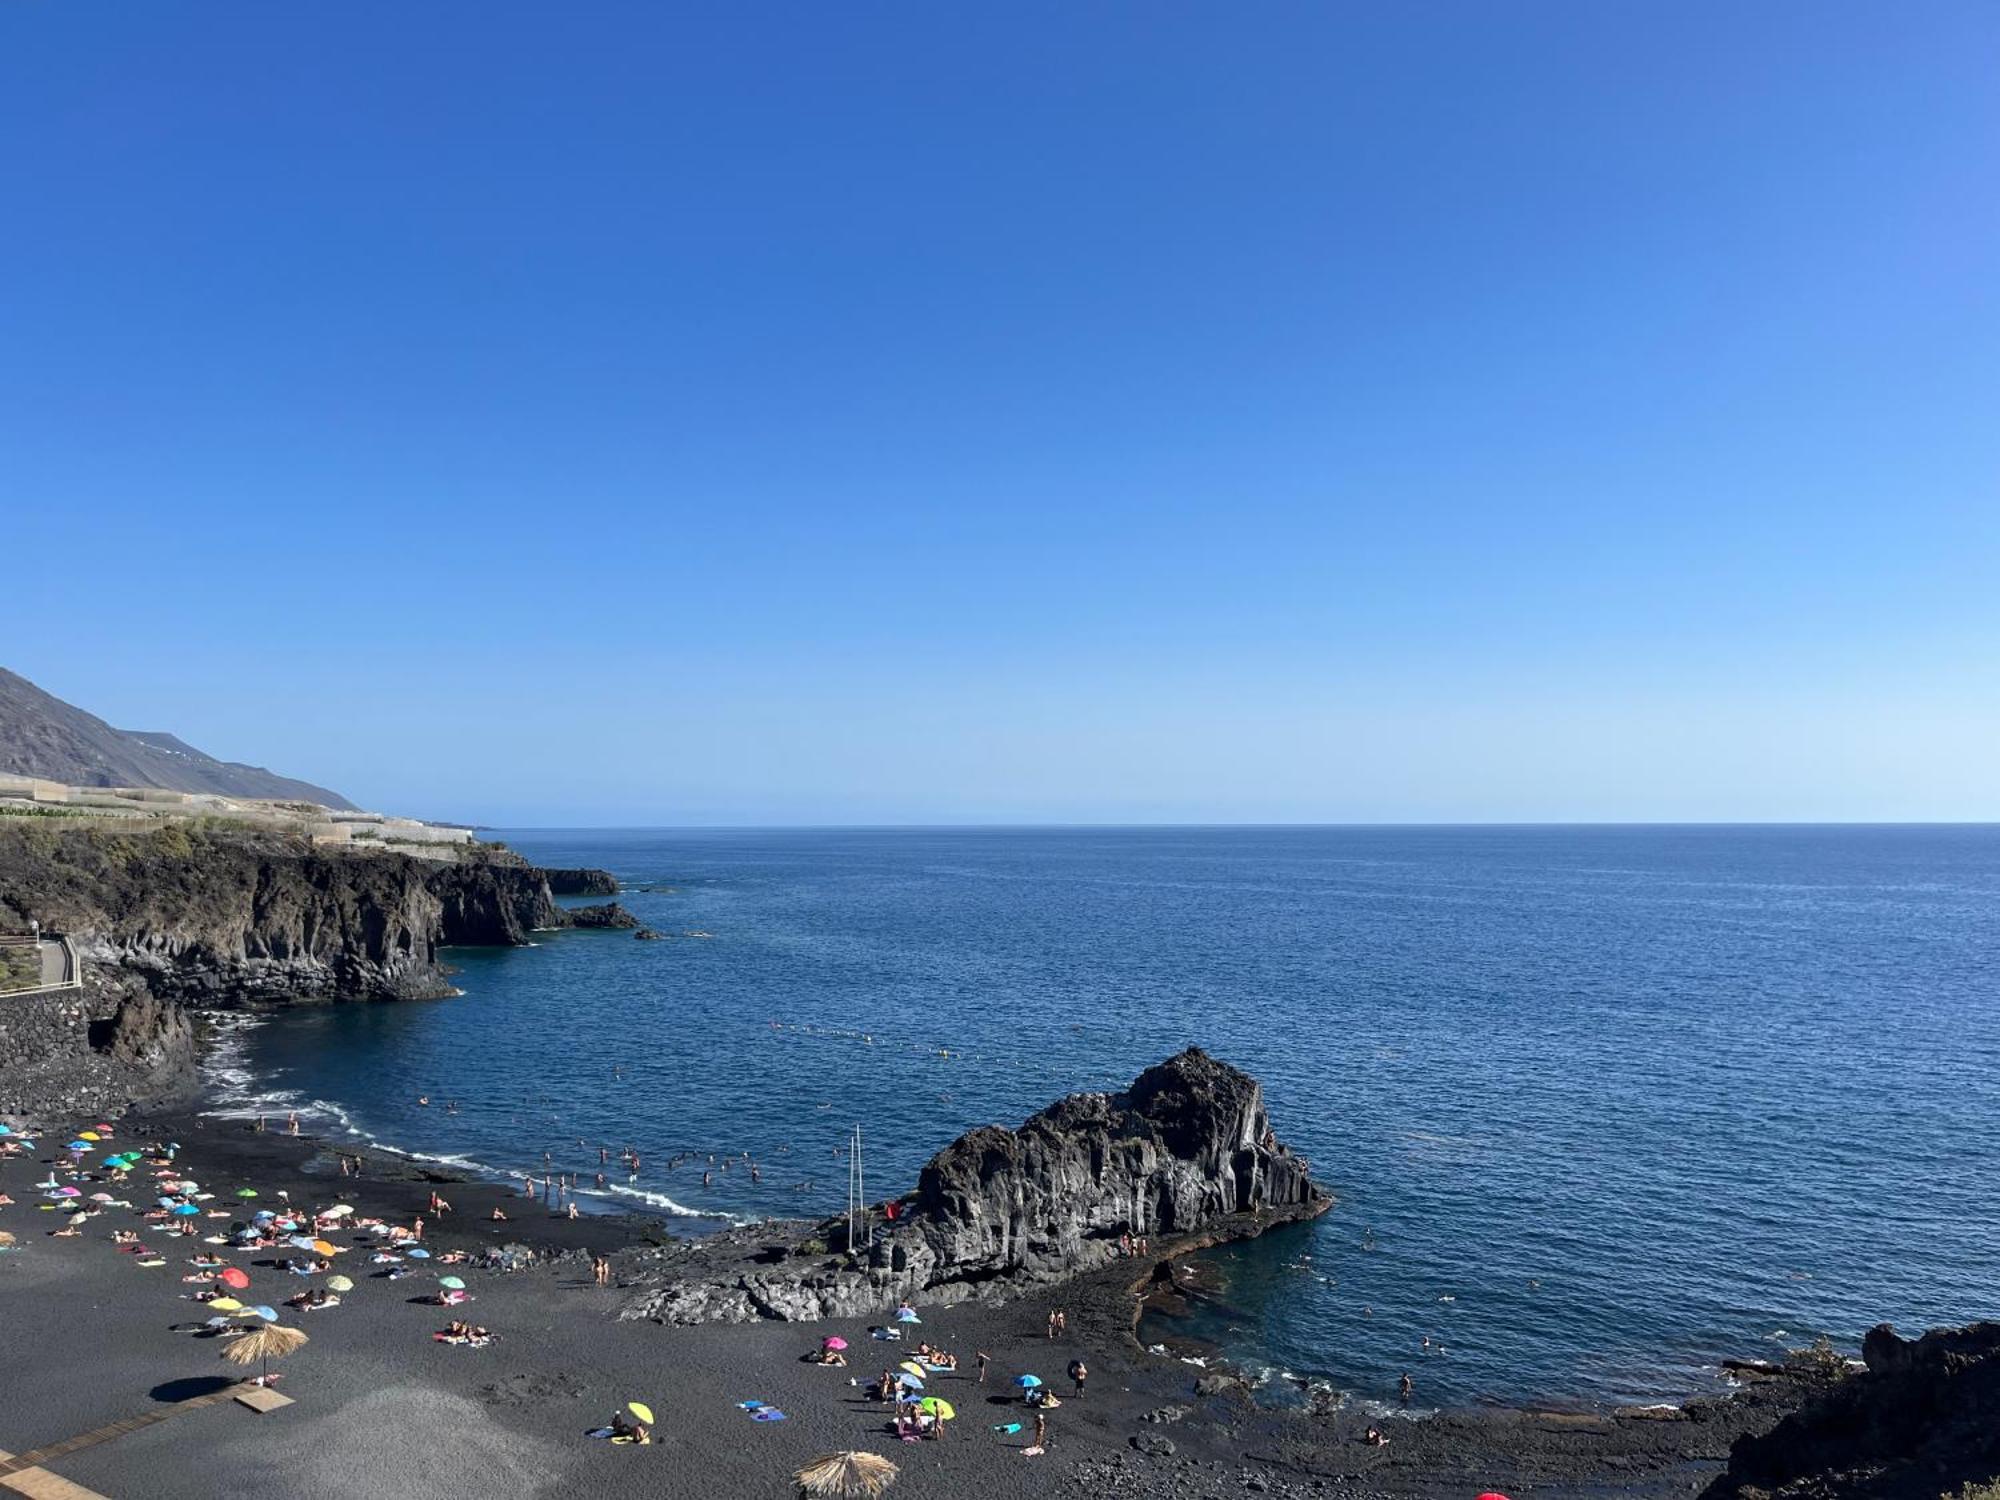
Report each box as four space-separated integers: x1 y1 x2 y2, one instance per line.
208 824 2000 1409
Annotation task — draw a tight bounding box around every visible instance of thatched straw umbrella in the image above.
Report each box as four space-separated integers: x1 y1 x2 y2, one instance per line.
794 1450 899 1499
221 1322 309 1385
0 1230 17 1247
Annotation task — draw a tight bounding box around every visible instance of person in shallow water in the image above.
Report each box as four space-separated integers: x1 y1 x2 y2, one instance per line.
1400 1372 1414 1403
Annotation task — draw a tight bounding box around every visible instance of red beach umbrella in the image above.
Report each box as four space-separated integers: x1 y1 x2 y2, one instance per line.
218 1267 251 1290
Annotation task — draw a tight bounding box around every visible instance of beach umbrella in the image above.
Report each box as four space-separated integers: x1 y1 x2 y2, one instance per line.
895 1308 920 1323
0 1231 16 1247
250 1305 279 1321
1015 1374 1042 1389
0 1124 11 1135
172 1204 200 1217
220 1322 308 1385
628 1401 654 1425
324 1204 353 1218
312 1239 337 1256
208 1297 243 1312
897 1361 926 1378
67 1141 92 1152
793 1450 899 1499
893 1373 923 1390
89 1193 114 1203
218 1267 251 1290
438 1276 466 1290
405 1247 431 1259
916 1397 954 1419
253 1210 276 1220
288 1235 317 1251
236 1189 258 1199
54 1187 80 1198
823 1336 848 1351
157 1197 179 1209
326 1275 353 1293
79 1131 100 1141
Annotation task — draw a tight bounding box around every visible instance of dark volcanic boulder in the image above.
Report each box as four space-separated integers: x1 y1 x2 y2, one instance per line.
622 1048 1328 1324
543 867 620 896
1703 1323 2000 1499
563 902 640 930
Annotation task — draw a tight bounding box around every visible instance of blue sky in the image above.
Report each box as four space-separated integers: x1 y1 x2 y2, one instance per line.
3 3 1996 824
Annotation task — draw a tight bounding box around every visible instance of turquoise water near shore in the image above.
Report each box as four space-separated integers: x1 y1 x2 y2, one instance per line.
214 825 2000 1408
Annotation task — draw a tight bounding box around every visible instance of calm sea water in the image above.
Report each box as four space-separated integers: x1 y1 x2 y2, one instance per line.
216 826 2000 1408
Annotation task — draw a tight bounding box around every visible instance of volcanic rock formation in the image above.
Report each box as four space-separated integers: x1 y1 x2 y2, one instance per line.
1703 1322 2000 1500
622 1047 1328 1324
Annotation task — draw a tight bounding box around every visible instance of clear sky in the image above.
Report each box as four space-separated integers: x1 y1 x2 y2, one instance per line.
3 4 1996 825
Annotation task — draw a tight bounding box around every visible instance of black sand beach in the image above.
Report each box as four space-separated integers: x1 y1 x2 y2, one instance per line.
0 1110 1828 1500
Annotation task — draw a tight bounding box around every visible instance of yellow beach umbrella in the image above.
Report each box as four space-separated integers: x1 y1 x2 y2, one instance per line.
628 1401 654 1424
79 1131 101 1141
896 1361 926 1379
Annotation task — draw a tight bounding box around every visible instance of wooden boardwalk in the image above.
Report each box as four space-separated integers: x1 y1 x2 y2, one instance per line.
0 1381 256 1497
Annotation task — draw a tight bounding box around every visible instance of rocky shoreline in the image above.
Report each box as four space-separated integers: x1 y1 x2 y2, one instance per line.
71 1075 1915 1500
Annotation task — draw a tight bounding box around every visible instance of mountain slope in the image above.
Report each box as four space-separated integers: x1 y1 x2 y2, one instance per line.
0 667 357 809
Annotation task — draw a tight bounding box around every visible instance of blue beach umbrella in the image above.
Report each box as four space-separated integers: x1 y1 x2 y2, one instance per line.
405 1247 431 1259
172 1204 200 1217
895 1373 924 1389
0 1123 12 1135
251 1305 278 1321
1016 1374 1042 1389
68 1141 92 1151
288 1235 317 1250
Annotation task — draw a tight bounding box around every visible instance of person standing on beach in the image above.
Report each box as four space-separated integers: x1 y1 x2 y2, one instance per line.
1047 1309 1058 1340
1033 1410 1047 1451
1068 1358 1087 1397
976 1351 990 1383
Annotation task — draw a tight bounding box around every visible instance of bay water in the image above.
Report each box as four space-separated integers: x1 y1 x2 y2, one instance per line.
212 825 2000 1408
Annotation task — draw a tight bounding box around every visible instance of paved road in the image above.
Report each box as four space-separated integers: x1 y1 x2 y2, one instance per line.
38 938 72 987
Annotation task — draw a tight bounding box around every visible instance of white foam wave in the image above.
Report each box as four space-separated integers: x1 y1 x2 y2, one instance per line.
589 1181 735 1221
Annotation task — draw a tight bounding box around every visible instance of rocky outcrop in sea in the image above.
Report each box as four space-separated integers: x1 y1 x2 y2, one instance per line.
621 1047 1329 1324
542 867 620 896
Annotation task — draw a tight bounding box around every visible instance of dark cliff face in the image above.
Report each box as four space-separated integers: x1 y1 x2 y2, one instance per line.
1704 1322 2000 1500
0 821 559 1007
624 1047 1329 1324
543 867 620 896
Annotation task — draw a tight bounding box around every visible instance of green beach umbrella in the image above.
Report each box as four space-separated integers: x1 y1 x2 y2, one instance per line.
236 1189 258 1199
438 1276 466 1290
326 1275 354 1292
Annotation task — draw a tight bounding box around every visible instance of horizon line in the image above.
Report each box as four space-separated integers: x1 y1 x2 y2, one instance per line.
468 818 2000 833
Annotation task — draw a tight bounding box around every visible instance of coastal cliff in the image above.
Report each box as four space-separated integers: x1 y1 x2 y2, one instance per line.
622 1048 1329 1324
0 820 599 1116
0 821 560 1005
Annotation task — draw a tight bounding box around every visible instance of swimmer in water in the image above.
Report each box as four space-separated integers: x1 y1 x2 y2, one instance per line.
417 1095 430 1107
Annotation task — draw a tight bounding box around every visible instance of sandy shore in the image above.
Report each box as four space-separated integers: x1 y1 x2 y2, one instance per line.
0 1110 1818 1500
